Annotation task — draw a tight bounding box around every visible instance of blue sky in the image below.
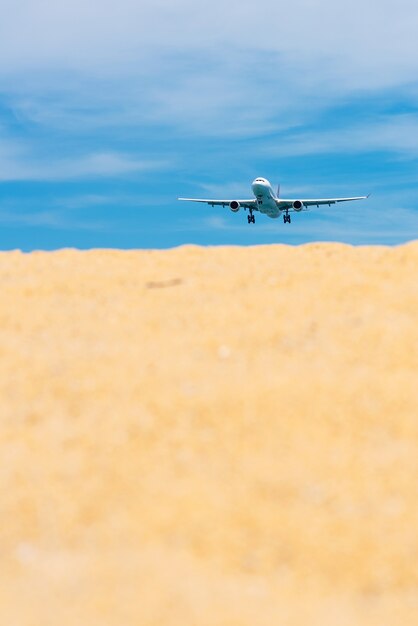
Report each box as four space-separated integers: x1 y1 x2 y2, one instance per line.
0 0 418 249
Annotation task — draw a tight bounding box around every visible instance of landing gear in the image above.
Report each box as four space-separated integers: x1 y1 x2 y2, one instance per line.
283 212 291 224
247 210 255 224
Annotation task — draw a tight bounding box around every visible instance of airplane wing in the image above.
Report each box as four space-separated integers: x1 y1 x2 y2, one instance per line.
276 196 368 211
178 198 258 210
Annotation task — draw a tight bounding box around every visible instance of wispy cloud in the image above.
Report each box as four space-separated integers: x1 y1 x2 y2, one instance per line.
0 208 107 231
1 0 418 92
0 148 168 182
2 1 418 138
191 202 418 246
0 0 417 248
263 114 418 160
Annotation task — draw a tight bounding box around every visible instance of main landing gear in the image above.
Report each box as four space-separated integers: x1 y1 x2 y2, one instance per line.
283 212 291 224
247 209 255 224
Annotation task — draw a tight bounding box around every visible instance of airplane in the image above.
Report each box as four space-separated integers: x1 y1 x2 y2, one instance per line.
178 177 368 224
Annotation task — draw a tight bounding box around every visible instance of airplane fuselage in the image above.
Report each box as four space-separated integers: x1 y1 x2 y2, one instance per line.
251 178 280 218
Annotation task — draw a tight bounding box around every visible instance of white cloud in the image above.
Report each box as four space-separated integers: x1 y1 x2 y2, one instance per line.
0 208 107 231
0 0 417 197
0 0 418 138
0 145 167 182
192 201 418 245
263 114 418 159
1 0 418 90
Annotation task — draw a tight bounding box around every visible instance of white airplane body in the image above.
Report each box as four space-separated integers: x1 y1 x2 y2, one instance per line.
179 177 367 224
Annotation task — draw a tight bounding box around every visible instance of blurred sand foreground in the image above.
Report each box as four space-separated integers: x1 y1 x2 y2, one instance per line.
0 243 417 625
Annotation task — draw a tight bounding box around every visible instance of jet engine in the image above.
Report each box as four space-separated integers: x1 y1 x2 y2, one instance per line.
229 201 240 212
292 200 303 212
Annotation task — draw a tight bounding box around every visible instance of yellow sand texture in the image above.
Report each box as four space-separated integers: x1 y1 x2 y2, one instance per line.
0 243 417 625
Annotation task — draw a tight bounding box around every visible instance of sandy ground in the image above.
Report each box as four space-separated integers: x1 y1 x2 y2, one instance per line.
0 243 417 625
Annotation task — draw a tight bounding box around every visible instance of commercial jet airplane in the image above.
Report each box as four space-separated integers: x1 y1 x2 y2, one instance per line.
178 177 367 224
